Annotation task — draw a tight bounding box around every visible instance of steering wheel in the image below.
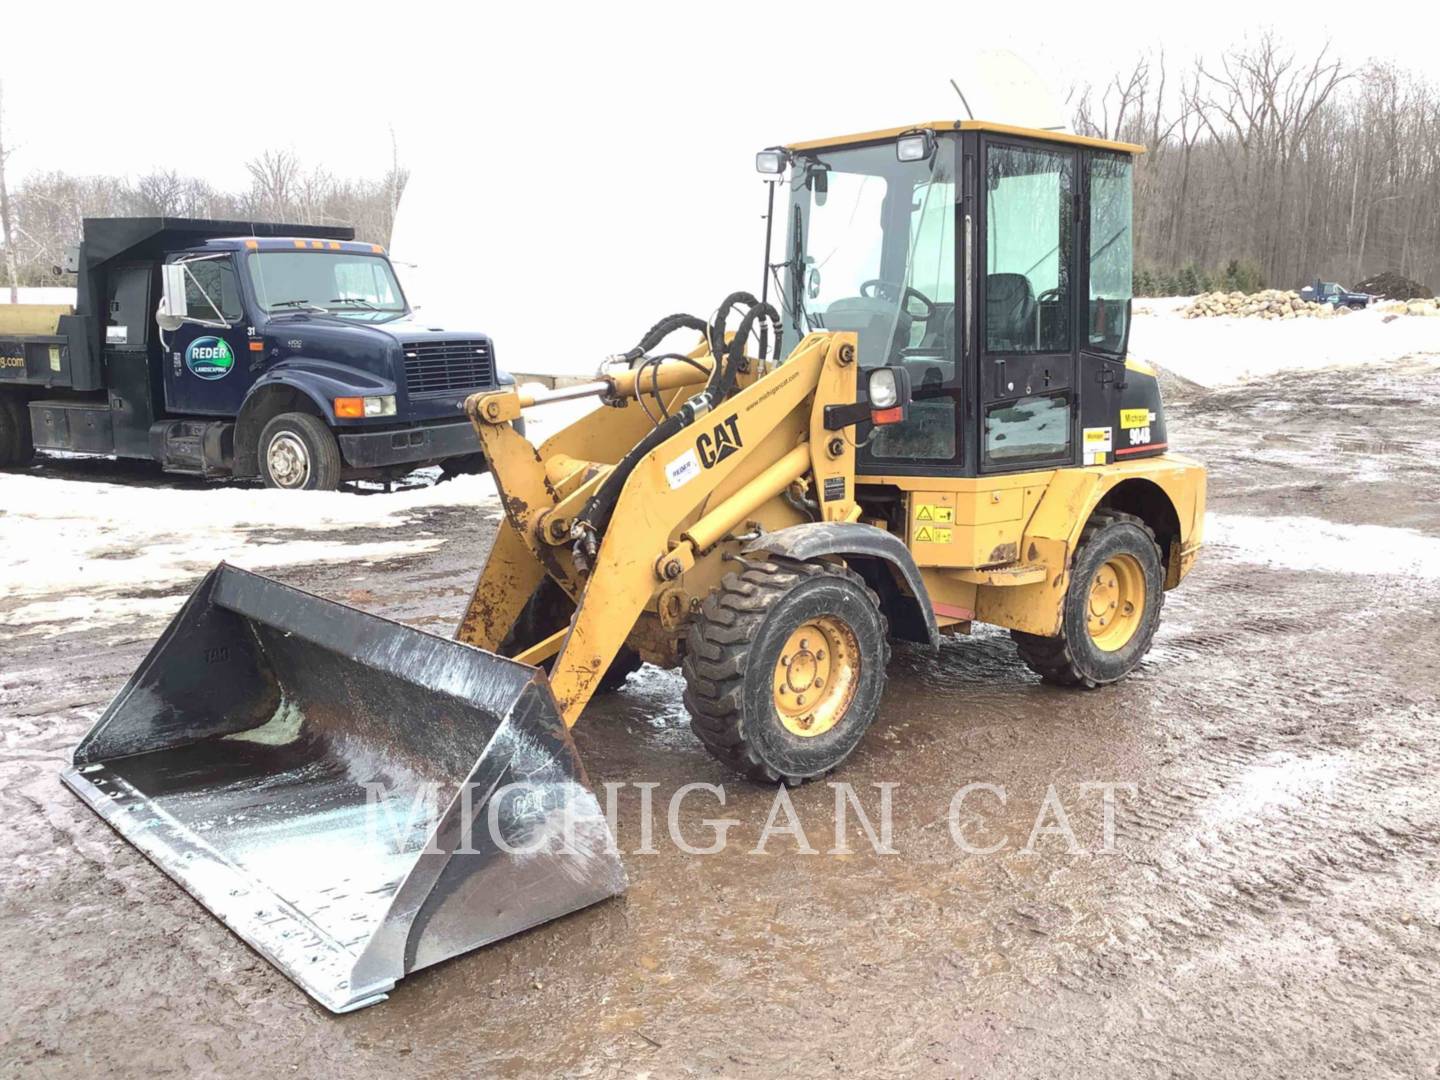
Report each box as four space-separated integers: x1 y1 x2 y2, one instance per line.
860 279 935 322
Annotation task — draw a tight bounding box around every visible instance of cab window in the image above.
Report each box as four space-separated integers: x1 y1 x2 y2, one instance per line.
985 145 1073 354
183 257 243 323
1088 155 1132 354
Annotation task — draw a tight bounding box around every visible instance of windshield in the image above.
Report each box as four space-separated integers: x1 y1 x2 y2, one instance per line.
246 252 407 321
781 138 956 369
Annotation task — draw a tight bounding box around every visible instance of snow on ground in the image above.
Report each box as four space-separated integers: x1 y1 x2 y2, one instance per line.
1130 300 1440 388
1207 512 1440 580
0 471 499 637
3 299 1436 640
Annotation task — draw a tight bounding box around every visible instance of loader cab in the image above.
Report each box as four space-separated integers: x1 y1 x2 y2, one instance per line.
766 121 1152 479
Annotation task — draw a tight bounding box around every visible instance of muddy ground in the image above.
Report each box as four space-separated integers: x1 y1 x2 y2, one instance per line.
3 357 1440 1078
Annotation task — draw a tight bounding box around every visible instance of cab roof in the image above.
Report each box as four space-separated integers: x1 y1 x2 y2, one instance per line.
193 236 386 255
784 120 1145 155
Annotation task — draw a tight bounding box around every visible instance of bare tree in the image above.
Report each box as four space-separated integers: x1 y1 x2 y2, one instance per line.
0 80 20 301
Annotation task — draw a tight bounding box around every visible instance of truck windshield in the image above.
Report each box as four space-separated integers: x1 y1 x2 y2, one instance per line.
782 138 956 370
246 252 407 321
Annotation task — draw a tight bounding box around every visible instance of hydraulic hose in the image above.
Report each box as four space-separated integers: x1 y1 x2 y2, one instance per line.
569 296 781 572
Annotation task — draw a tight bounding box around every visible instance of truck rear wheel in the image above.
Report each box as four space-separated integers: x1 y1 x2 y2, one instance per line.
259 412 342 491
1011 509 1164 688
0 395 34 467
682 558 889 785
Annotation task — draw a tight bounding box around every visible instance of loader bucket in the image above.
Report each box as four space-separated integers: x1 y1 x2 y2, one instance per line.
60 564 626 1013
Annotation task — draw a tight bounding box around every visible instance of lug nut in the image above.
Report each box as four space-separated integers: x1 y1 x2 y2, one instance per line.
816 649 825 661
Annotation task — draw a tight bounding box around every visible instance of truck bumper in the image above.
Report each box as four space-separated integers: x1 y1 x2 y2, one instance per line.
337 419 482 469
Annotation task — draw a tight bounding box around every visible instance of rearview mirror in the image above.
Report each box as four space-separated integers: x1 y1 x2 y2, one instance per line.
157 264 188 332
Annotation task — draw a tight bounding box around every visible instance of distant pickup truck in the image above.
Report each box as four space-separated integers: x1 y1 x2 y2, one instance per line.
0 217 515 489
1298 280 1374 310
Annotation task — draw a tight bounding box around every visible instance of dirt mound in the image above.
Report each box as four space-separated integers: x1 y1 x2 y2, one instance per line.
1182 289 1341 320
1355 271 1432 301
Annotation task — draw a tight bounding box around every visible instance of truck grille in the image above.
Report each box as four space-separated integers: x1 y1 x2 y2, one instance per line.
401 340 494 396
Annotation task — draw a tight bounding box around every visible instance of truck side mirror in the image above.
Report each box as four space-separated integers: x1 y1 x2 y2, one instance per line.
157 264 189 332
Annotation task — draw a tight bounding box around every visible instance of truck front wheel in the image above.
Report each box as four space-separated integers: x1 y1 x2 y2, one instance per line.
258 412 342 491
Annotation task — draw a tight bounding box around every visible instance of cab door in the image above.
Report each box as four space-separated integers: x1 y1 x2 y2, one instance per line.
976 137 1079 474
162 254 253 416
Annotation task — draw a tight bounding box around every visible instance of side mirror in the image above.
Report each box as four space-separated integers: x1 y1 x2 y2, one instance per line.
157 264 189 332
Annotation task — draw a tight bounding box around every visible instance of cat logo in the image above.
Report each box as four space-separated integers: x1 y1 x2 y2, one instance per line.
696 416 743 468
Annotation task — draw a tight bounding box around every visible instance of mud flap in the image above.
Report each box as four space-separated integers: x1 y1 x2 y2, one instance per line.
60 564 626 1013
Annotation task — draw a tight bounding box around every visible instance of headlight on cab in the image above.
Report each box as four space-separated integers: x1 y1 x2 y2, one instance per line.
334 395 397 418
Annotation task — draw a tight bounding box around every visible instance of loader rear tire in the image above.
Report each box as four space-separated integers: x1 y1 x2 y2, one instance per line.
0 395 34 467
682 558 889 785
1011 509 1164 688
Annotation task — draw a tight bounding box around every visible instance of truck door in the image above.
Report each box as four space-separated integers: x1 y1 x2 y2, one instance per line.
162 255 252 416
977 138 1078 474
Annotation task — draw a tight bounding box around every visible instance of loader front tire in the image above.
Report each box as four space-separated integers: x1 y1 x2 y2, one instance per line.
683 558 889 785
1011 509 1164 688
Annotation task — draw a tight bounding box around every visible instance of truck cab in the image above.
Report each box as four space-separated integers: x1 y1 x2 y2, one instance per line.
1299 279 1372 310
0 217 513 488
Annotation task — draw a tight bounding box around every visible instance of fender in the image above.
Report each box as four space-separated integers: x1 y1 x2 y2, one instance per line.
243 357 398 425
745 522 940 648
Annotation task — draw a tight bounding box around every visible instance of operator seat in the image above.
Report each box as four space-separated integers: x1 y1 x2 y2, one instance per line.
986 273 1036 351
820 296 912 367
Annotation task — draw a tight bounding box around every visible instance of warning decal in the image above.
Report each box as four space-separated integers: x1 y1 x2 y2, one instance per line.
1083 426 1113 466
915 503 954 524
914 525 953 544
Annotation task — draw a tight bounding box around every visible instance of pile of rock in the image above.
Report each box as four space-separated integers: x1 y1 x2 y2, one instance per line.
1182 290 1343 320
1381 298 1440 317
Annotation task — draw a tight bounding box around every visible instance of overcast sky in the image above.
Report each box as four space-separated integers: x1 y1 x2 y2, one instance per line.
4 1 1433 371
4 1 1431 188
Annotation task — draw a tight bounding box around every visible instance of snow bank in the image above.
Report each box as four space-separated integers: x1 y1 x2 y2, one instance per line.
1130 301 1440 388
1206 512 1440 579
0 471 505 637
0 287 77 306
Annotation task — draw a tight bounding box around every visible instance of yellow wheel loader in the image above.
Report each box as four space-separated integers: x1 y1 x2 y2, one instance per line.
62 120 1204 1011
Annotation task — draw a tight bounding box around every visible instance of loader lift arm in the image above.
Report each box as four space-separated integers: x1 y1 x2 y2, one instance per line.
461 331 859 726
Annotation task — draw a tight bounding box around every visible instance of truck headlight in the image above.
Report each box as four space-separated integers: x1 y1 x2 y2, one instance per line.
334 395 397 418
364 395 397 417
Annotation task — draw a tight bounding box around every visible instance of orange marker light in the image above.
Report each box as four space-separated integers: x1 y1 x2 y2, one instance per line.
248 341 265 352
293 240 307 248
371 244 384 254
333 397 365 418
244 239 259 249
871 406 905 425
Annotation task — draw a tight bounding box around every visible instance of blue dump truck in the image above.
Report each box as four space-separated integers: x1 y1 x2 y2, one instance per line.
1298 279 1374 310
0 218 513 489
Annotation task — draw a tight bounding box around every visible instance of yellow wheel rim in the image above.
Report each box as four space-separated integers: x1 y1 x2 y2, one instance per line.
773 614 860 737
1087 554 1146 652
